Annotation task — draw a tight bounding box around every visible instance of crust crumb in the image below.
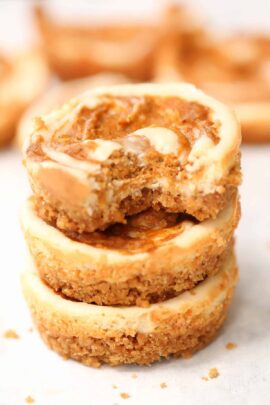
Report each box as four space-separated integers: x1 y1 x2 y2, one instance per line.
226 342 237 350
131 373 137 379
120 392 130 399
3 329 19 339
201 376 208 381
28 327 33 333
160 382 167 389
135 298 150 308
209 368 219 379
112 384 118 389
25 396 35 403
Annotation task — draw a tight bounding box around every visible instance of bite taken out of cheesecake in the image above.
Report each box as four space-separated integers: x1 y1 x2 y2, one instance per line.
24 83 241 234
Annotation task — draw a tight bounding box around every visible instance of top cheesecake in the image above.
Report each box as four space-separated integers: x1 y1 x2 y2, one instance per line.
24 83 241 233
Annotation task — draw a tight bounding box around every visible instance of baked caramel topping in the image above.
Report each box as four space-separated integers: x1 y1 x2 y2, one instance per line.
53 95 218 146
63 208 197 253
27 95 219 163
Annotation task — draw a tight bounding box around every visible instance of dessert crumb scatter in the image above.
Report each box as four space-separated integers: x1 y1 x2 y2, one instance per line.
3 329 19 339
28 327 33 333
209 368 219 379
131 373 137 379
112 384 118 389
120 392 130 399
25 396 35 403
160 382 167 389
226 342 237 350
201 376 208 381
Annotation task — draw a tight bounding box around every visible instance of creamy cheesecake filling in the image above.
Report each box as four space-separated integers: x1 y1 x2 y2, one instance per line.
21 252 237 334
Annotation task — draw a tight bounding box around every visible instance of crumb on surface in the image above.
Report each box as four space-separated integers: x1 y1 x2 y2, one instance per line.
112 384 118 389
25 396 35 403
201 376 208 381
120 392 130 399
226 342 237 350
28 327 33 333
3 329 19 339
209 368 219 379
131 373 137 379
160 382 167 389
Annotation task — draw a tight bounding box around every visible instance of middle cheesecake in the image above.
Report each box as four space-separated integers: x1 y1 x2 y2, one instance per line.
21 194 239 306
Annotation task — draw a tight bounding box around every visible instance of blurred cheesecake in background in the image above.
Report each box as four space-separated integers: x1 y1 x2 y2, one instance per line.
2 2 270 147
153 5 270 143
34 5 160 81
0 49 50 148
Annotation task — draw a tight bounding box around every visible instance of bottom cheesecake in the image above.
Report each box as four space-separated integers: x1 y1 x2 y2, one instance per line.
21 252 238 367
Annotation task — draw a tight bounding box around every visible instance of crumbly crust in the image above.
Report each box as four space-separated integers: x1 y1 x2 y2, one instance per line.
37 298 231 367
21 255 238 367
33 180 239 234
38 244 231 306
25 83 241 233
21 196 239 306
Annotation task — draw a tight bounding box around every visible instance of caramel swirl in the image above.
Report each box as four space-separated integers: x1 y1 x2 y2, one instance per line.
27 95 219 164
63 208 197 253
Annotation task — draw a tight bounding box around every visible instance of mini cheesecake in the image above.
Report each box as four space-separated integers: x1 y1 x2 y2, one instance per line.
21 194 239 306
35 5 159 81
21 251 238 367
24 83 241 233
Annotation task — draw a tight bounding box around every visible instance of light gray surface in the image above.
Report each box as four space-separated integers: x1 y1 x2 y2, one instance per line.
1 1 270 403
0 145 270 405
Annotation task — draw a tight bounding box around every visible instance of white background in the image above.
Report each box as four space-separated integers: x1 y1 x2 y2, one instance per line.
0 1 270 405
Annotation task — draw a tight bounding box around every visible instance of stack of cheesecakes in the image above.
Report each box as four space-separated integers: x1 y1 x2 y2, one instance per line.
21 83 241 367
